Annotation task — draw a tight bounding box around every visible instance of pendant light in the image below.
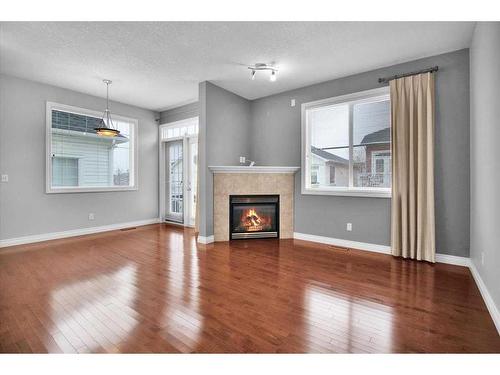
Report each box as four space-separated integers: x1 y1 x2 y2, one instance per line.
95 79 120 137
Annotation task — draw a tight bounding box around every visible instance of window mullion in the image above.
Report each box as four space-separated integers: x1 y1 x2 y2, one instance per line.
348 103 354 188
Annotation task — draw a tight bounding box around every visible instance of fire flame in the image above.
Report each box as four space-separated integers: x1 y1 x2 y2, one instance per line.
239 208 271 232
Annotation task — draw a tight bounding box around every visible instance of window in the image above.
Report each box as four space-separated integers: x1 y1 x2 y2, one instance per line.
52 157 79 186
160 119 199 141
46 102 138 193
311 165 319 185
301 87 391 197
168 141 183 214
329 165 336 185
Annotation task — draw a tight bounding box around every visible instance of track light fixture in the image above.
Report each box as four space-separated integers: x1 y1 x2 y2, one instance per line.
248 63 278 82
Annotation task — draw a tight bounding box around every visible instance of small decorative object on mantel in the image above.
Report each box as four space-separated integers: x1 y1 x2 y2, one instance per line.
239 156 256 167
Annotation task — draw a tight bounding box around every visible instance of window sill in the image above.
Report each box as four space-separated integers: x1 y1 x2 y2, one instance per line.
301 187 391 198
46 186 138 194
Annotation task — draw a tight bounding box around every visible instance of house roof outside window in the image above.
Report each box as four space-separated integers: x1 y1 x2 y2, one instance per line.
52 110 129 143
360 127 390 145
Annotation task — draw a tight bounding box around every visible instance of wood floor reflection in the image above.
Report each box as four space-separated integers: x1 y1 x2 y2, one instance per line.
1 224 499 353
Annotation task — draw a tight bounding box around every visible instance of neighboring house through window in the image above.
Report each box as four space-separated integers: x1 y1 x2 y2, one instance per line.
310 146 348 187
46 102 138 193
301 87 391 197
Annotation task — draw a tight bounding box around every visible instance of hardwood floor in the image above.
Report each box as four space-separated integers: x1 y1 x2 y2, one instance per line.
0 224 499 353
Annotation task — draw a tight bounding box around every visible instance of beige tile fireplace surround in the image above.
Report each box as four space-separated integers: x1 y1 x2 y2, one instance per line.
210 166 300 242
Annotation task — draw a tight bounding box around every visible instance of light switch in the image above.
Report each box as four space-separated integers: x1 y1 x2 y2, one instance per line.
1 174 8 182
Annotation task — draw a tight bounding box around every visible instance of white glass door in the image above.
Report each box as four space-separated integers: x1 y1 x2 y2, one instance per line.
186 137 198 227
159 117 199 226
166 140 183 222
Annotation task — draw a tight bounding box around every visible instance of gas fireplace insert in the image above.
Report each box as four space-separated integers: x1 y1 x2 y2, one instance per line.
229 195 279 239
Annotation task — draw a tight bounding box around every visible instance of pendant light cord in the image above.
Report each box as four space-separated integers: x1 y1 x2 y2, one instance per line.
103 79 114 130
106 81 109 112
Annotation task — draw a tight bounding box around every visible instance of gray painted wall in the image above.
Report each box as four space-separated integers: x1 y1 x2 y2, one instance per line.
159 102 199 124
470 23 500 310
0 74 159 240
198 81 251 237
250 49 470 256
198 82 209 237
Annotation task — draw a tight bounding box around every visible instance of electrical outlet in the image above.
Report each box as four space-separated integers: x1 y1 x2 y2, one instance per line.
1 174 8 182
239 156 246 164
481 252 484 266
346 223 352 231
291 99 296 107
88 213 95 221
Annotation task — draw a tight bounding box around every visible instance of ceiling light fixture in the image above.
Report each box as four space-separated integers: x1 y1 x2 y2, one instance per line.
95 79 120 137
248 63 278 82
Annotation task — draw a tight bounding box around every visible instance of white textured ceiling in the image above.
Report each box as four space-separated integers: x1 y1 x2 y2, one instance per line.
0 22 475 111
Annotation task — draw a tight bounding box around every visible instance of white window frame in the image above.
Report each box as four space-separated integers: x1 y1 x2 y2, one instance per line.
301 87 391 198
46 101 139 193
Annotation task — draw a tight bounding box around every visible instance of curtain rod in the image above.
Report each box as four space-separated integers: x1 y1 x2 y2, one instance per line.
378 66 439 84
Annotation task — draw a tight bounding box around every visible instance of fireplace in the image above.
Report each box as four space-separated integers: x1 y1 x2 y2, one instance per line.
229 195 279 239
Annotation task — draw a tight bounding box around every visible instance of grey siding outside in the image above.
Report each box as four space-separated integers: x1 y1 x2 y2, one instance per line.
51 133 113 187
249 49 470 256
470 23 500 311
50 109 132 187
0 74 159 240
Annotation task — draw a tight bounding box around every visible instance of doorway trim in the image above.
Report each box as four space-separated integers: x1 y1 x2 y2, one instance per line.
159 117 199 227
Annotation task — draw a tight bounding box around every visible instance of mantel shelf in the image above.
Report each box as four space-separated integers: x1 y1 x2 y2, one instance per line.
208 166 300 174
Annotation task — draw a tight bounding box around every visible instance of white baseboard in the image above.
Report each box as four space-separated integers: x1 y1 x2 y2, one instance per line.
435 253 471 267
293 232 471 266
162 219 185 227
197 235 214 244
469 261 500 334
293 232 391 254
0 218 161 249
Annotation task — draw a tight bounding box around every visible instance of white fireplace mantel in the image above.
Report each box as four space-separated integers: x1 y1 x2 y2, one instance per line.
208 166 300 174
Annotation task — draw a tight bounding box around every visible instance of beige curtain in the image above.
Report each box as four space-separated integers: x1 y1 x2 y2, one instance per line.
390 72 436 262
